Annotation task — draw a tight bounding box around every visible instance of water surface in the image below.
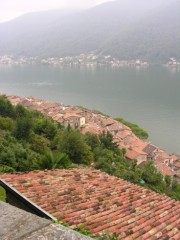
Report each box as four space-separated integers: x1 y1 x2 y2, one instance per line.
0 64 179 154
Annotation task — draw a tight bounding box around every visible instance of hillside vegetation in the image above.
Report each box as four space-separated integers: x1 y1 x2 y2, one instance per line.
0 186 6 201
0 96 179 200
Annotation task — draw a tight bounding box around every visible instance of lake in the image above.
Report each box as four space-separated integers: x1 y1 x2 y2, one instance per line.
0 64 180 154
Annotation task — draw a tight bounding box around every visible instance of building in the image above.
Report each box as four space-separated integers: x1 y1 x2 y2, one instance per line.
125 148 147 165
1 168 180 239
143 144 158 161
63 113 85 129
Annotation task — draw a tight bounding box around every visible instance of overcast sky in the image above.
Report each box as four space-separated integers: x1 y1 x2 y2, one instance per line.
0 0 113 23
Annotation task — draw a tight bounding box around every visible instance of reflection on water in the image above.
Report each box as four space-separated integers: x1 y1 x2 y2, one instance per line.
0 64 179 153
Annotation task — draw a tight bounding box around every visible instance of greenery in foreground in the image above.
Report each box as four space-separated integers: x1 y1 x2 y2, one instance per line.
0 95 179 203
0 186 6 202
56 220 119 239
115 117 149 139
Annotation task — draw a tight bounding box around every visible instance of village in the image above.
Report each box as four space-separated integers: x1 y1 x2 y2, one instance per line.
167 58 180 67
7 95 180 181
0 54 149 67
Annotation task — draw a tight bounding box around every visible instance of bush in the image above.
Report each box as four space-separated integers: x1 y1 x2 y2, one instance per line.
0 116 15 131
0 96 15 118
34 118 58 140
0 165 15 173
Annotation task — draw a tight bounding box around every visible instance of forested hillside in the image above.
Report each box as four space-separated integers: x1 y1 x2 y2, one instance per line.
0 0 179 62
0 96 180 200
102 0 180 63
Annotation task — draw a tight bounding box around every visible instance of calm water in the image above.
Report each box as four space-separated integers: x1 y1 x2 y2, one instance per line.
0 64 180 154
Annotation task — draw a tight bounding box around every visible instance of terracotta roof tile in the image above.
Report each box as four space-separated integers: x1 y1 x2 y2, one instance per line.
81 122 104 135
100 118 116 127
173 159 180 168
63 113 81 119
154 160 175 176
143 144 157 155
125 149 147 160
0 168 180 239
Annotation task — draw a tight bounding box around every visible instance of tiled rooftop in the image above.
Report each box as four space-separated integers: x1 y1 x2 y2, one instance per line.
125 149 147 160
1 168 180 239
154 160 175 176
143 144 157 155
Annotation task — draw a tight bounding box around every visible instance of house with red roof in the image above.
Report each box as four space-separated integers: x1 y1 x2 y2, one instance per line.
153 151 177 177
125 148 147 165
154 160 175 177
142 144 158 161
0 168 180 239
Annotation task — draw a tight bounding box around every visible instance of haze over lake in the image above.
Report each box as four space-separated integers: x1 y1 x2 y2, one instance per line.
0 64 180 154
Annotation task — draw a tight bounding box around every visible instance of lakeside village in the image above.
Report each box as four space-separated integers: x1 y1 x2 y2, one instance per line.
1 54 180 68
6 95 180 181
0 54 149 67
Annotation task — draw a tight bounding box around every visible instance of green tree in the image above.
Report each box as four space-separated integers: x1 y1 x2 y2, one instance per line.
142 161 163 185
15 104 29 118
37 151 71 170
0 130 40 172
0 96 15 118
14 116 32 140
94 147 115 174
29 133 50 154
34 117 58 140
56 128 94 165
125 160 143 183
164 175 172 188
0 165 15 173
0 116 15 131
99 131 119 153
84 132 100 151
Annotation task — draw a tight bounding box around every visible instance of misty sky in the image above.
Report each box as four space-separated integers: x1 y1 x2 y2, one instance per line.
0 0 113 23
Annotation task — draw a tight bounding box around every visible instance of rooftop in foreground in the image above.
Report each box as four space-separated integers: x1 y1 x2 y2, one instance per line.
0 168 180 239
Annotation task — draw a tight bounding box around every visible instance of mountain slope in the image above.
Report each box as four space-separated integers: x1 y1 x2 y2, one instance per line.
0 0 179 62
101 0 180 63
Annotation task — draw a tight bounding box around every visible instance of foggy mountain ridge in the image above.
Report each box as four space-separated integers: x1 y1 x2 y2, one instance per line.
0 0 179 63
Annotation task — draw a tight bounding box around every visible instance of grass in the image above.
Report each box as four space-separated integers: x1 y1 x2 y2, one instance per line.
0 186 6 202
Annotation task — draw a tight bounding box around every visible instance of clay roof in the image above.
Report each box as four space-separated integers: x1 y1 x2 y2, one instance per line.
81 122 103 135
126 149 147 160
170 154 180 161
107 122 123 132
116 129 132 140
158 151 172 160
155 151 172 163
100 118 116 127
132 138 148 154
63 113 82 120
1 168 180 239
154 160 175 176
143 144 157 155
174 160 180 168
